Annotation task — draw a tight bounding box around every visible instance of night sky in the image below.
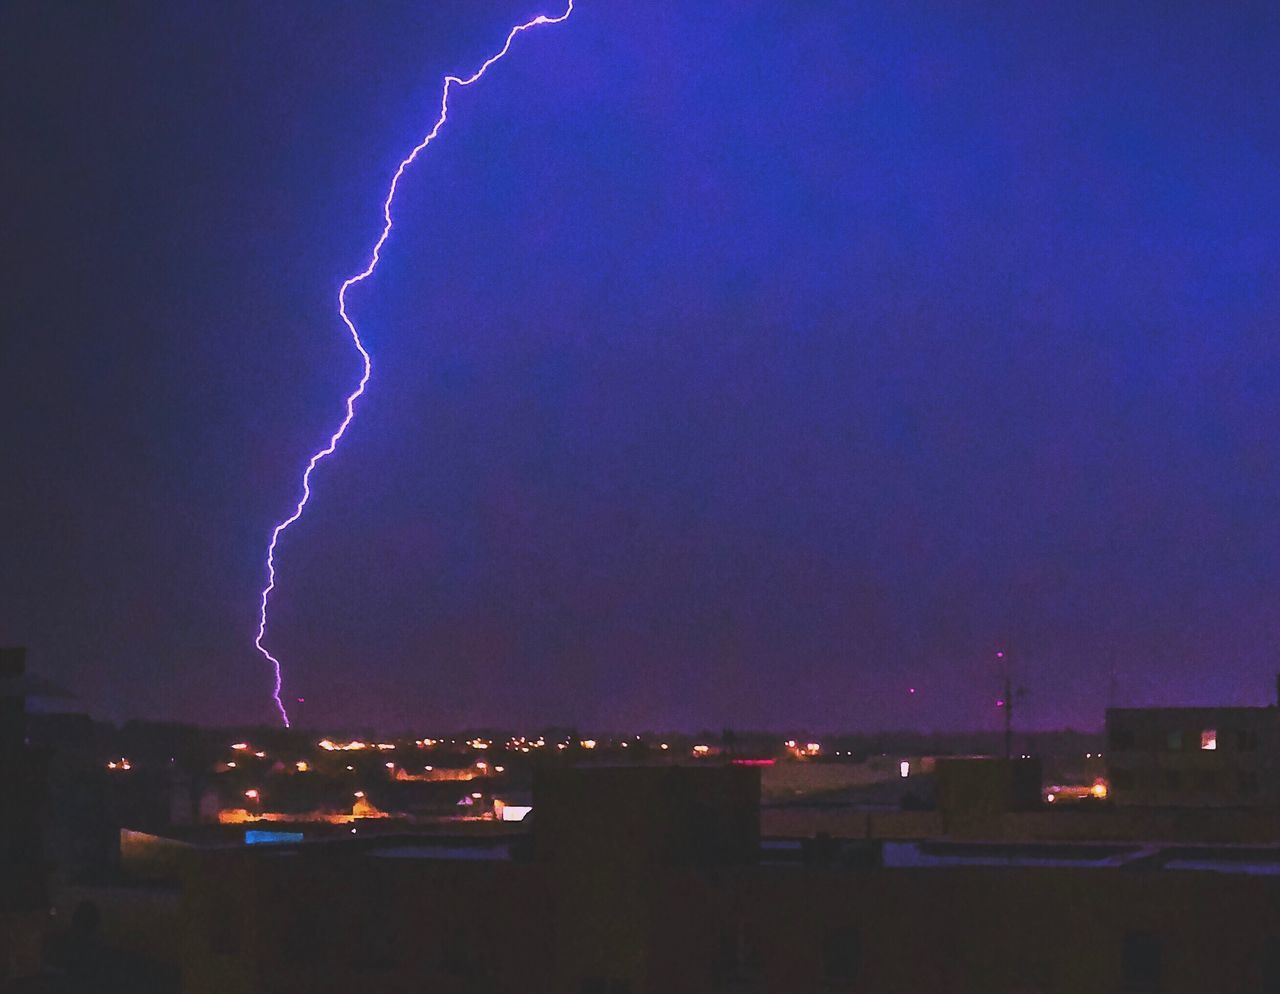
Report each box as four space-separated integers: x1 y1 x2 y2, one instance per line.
4 2 1279 732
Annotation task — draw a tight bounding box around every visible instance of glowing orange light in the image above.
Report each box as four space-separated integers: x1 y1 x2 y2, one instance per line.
1090 780 1109 799
692 744 711 756
295 760 309 772
581 739 597 750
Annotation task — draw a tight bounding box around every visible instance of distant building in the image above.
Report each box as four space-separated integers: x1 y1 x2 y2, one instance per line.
1106 704 1280 807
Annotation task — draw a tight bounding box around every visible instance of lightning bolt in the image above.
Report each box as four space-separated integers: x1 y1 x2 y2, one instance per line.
254 2 576 727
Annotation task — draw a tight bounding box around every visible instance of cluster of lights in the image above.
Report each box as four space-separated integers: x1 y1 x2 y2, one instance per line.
319 739 366 751
580 739 597 750
317 738 393 752
106 759 132 771
1044 778 1110 804
505 735 557 753
783 740 821 758
692 744 711 756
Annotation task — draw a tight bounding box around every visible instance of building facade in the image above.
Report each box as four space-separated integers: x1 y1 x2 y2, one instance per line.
1106 706 1280 808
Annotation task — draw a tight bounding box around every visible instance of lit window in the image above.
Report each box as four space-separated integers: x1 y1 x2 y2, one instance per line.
1201 729 1217 751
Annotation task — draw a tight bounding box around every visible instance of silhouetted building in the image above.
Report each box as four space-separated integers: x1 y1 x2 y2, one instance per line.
0 647 50 984
178 763 1280 994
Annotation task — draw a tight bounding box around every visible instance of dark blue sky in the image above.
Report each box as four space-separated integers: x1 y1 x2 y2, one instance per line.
4 1 1279 731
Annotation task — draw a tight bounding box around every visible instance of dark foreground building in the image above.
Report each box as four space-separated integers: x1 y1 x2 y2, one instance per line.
0 647 50 986
178 764 1280 994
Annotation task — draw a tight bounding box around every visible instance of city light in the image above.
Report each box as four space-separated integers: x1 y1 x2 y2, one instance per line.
900 761 910 778
319 739 367 752
295 761 309 772
244 789 260 800
231 742 249 751
581 739 597 750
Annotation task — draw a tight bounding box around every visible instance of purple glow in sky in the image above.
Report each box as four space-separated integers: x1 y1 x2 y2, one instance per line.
253 2 576 726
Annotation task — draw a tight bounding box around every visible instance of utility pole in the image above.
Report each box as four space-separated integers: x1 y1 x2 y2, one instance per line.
995 649 1025 760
